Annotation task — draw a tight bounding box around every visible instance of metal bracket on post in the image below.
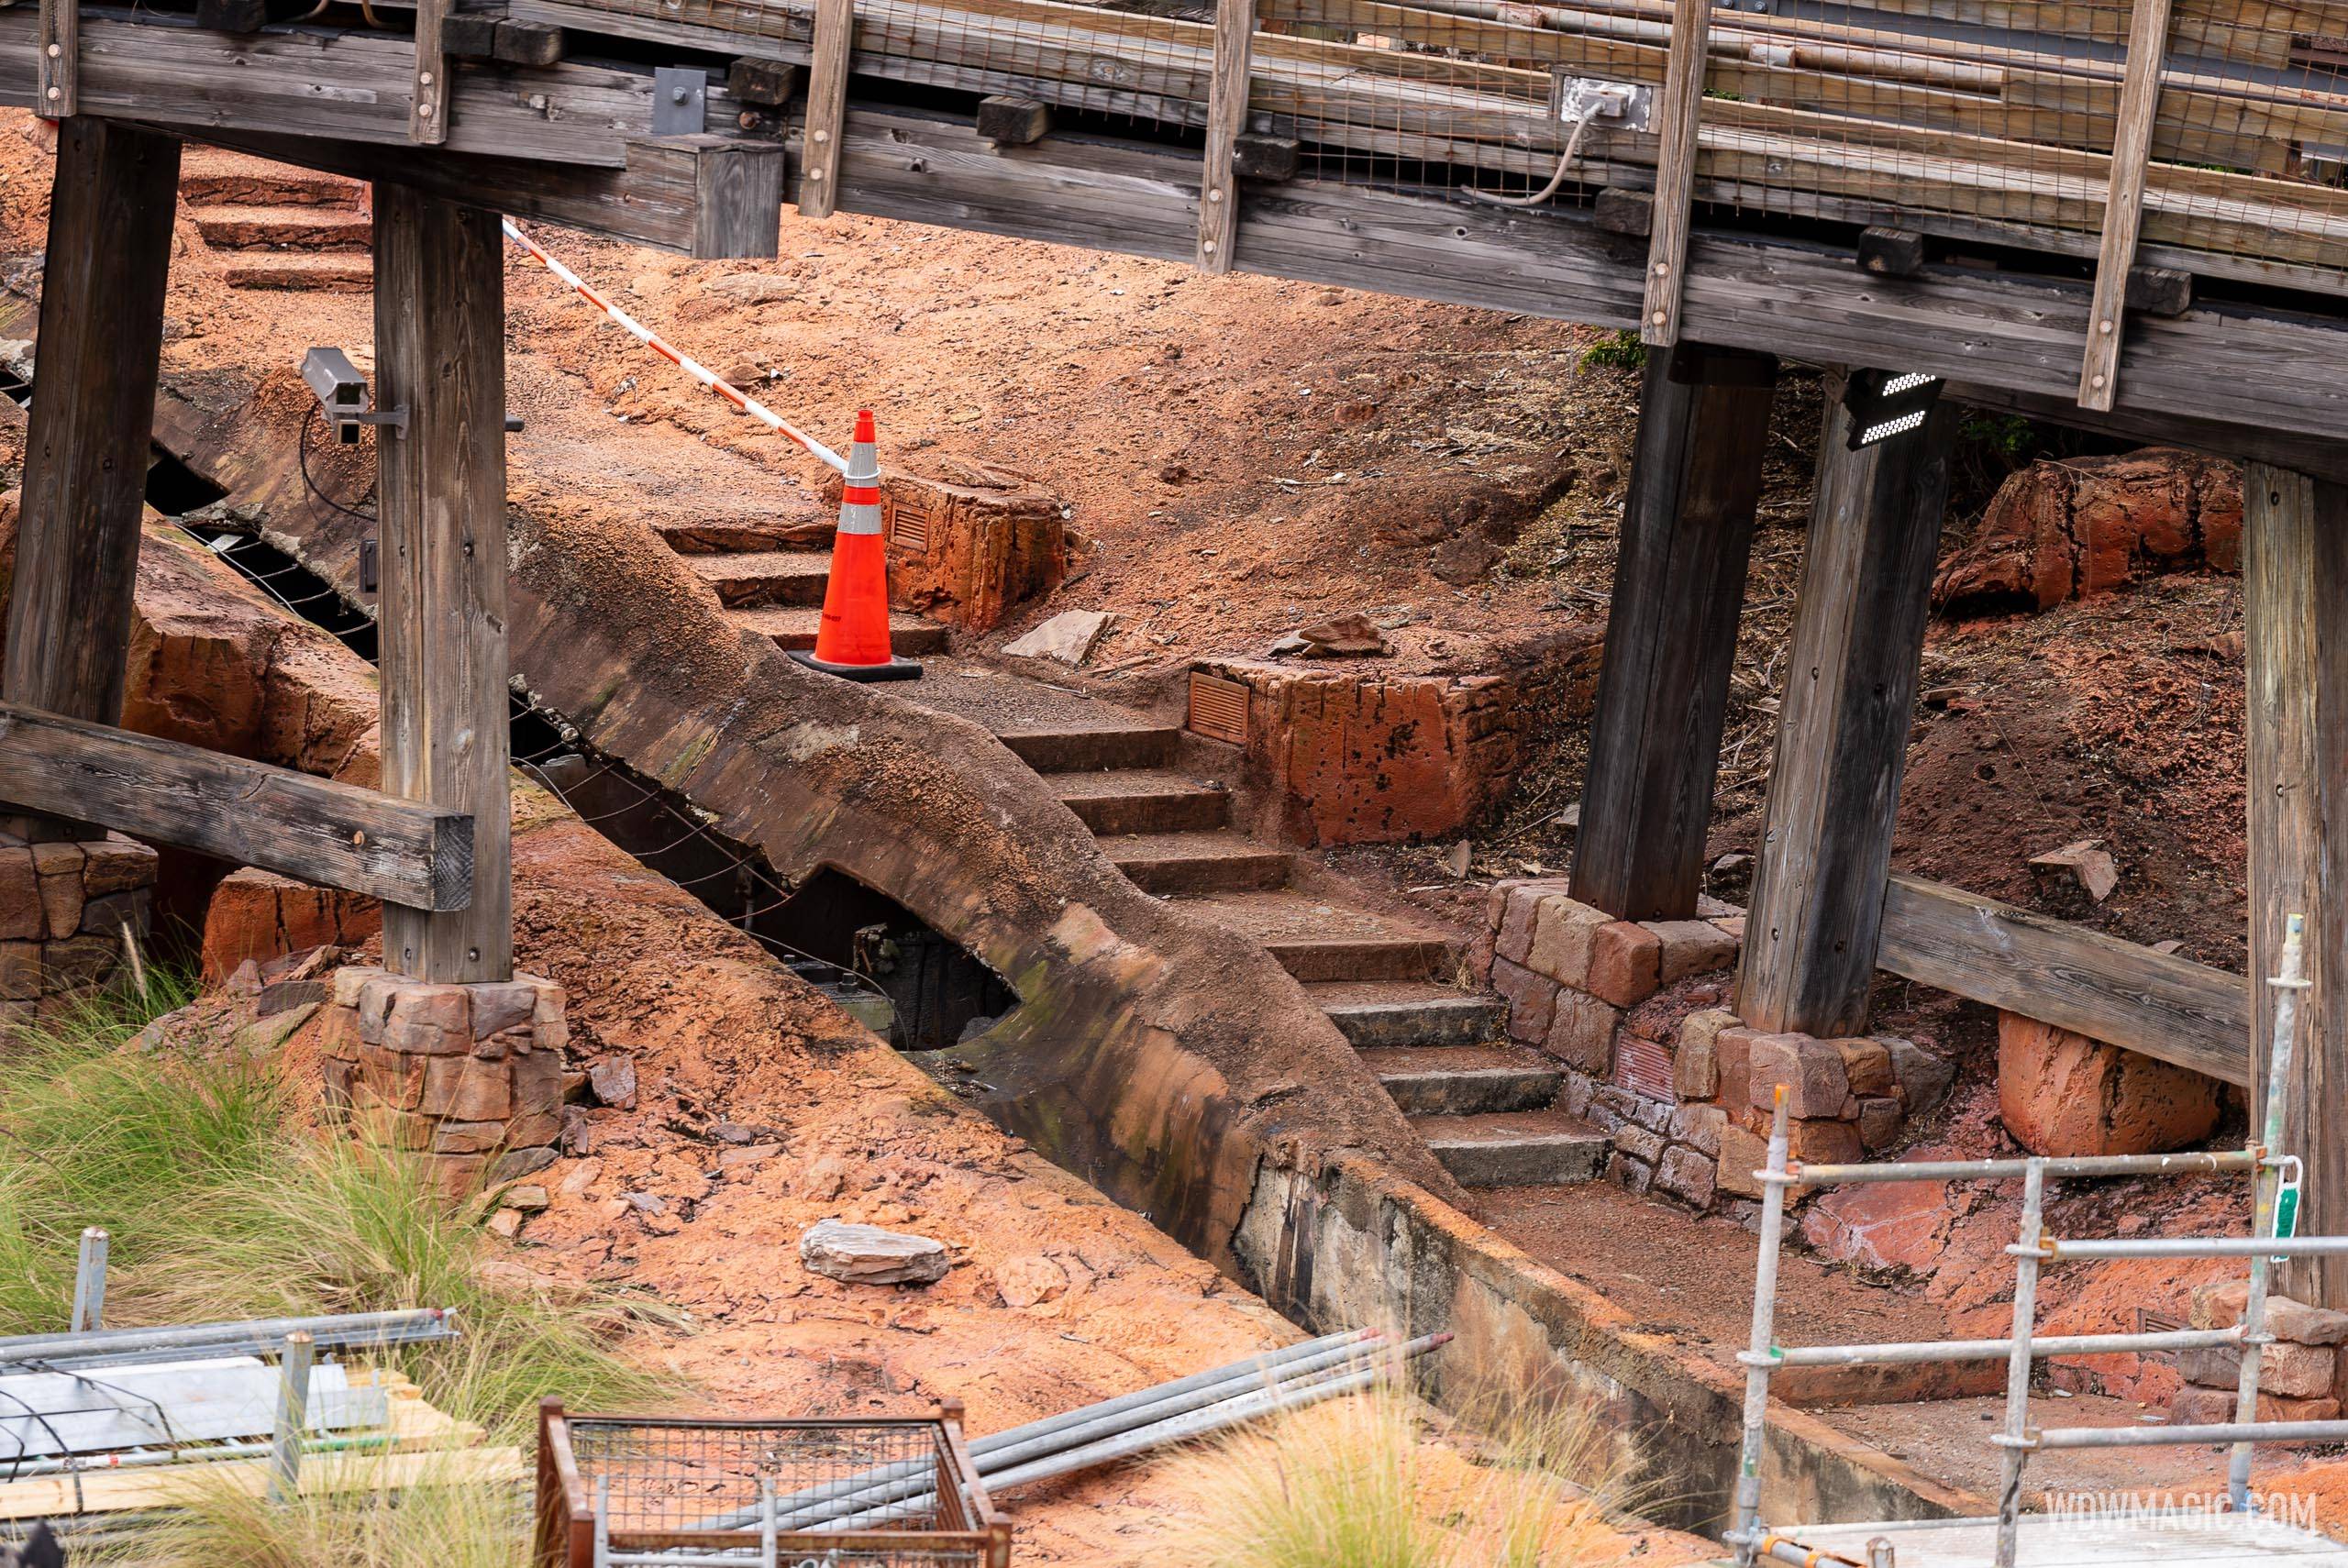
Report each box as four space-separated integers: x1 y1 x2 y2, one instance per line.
1197 0 1257 274
653 66 707 138
2077 0 2175 410
35 0 76 117
1642 0 1713 347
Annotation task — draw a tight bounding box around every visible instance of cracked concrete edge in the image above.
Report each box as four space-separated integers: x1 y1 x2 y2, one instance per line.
144 361 1463 1275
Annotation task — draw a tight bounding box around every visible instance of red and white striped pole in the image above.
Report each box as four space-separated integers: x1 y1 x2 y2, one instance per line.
499 217 849 475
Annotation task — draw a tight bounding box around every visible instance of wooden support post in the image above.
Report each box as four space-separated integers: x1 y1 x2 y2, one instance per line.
976 95 1051 147
1571 342 1777 922
3 121 179 747
1735 386 1958 1039
372 186 512 983
1198 0 1256 274
1856 227 1925 278
1640 0 1711 347
34 0 75 117
2244 463 2348 1307
410 0 451 144
797 0 853 219
2077 0 2173 411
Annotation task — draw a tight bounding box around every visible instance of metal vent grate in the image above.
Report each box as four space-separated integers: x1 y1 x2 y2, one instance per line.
890 501 933 555
1612 1034 1675 1104
1187 671 1249 746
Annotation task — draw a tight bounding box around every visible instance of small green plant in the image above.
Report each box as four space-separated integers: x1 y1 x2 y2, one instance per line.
1578 329 1645 374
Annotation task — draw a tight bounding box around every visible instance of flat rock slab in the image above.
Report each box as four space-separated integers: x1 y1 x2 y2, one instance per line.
1004 609 1113 666
800 1219 951 1285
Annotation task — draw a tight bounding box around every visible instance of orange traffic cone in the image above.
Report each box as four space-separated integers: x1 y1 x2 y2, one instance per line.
790 409 924 683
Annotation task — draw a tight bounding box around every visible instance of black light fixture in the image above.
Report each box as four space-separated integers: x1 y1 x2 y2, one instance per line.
1842 369 1944 450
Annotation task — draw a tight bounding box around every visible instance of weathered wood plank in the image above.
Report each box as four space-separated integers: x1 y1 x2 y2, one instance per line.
1948 379 2348 485
1857 226 1925 277
1198 0 1255 274
1639 0 1709 347
1878 874 2249 1086
728 56 803 107
373 187 512 981
2244 464 2348 1306
4 121 178 742
798 0 853 218
1572 342 1776 922
975 94 1050 145
410 0 450 144
1736 387 1956 1038
0 703 474 911
670 135 788 259
2077 0 2173 411
34 0 74 116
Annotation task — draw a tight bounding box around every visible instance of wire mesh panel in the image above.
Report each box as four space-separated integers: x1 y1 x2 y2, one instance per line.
538 1407 1008 1568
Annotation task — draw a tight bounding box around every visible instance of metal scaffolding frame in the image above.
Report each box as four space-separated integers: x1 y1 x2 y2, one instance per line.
1727 914 2348 1568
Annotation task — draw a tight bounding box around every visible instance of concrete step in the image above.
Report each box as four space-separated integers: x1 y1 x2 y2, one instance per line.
181 155 363 209
1052 769 1231 835
1411 1110 1609 1187
191 204 373 252
686 550 833 608
732 607 949 657
1100 831 1291 895
1357 1045 1562 1116
1307 980 1506 1047
219 252 373 293
656 518 836 557
1172 890 1459 983
996 723 1179 773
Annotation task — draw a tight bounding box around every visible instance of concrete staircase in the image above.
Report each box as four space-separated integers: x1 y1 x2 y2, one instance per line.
924 674 1608 1189
181 150 373 293
661 509 948 658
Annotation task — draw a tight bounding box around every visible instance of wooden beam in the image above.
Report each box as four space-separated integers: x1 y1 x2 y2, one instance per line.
1947 379 2348 486
1233 133 1300 182
373 186 512 983
2126 264 2193 317
1638 0 1710 347
4 122 178 739
1878 874 2248 1087
410 0 451 144
975 94 1050 146
34 0 73 117
797 0 853 218
1198 0 1256 274
0 703 473 911
186 128 785 259
492 19 564 65
1856 226 1925 277
2244 463 2348 1306
440 13 502 59
1736 388 1957 1038
2077 0 2174 411
728 57 803 107
1571 342 1777 922
193 0 269 33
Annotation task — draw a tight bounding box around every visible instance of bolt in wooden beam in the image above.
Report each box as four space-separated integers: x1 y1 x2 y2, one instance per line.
1640 0 1713 347
2077 0 2174 411
797 0 853 219
373 186 511 982
2244 463 2348 1307
1197 0 1257 275
1736 384 1957 1038
410 0 451 143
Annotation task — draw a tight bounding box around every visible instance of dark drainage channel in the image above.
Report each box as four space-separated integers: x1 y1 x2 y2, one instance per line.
173 508 1014 1052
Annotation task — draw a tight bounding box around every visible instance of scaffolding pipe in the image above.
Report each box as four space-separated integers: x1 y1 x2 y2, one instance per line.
1793 1150 2257 1187
2036 1235 2348 1259
2233 912 2309 1512
0 1308 456 1367
69 1229 107 1334
1991 1157 2045 1568
1729 1088 1792 1568
1767 1326 2240 1368
0 1429 395 1481
2038 1418 2348 1449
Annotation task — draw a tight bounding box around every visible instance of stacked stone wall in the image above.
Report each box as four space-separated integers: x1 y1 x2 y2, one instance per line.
0 829 157 1025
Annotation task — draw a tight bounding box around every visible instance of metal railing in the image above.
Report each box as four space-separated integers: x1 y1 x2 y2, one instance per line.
1728 913 2348 1568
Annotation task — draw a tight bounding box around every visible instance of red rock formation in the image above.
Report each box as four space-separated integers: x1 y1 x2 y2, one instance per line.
200 866 382 984
1995 1011 2223 1156
821 457 1064 632
1934 447 2243 613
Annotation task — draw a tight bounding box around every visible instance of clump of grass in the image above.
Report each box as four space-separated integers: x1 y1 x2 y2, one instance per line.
0 972 660 1433
1163 1378 1634 1568
1578 329 1646 374
132 1452 532 1568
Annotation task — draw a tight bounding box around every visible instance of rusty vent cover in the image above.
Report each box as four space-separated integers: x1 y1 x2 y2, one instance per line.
1188 671 1250 746
1612 1033 1675 1104
888 501 932 555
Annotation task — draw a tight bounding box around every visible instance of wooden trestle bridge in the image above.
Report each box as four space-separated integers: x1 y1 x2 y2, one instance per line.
3 0 2345 1291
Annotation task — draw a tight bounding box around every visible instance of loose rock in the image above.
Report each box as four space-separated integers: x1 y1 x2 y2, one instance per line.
800 1219 951 1286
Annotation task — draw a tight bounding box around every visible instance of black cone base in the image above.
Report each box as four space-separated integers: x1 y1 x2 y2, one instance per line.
787 650 925 683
